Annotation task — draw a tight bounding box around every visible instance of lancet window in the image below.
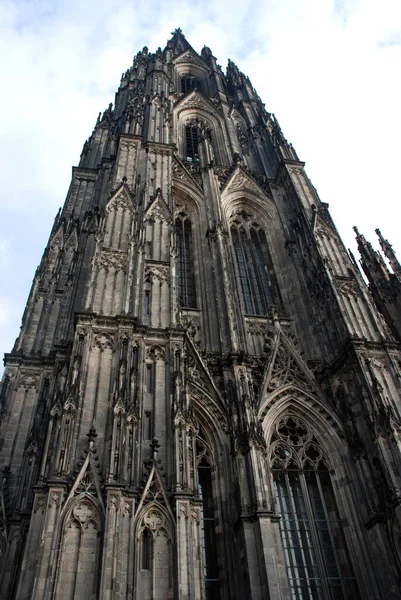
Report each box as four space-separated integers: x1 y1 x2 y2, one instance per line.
185 126 200 162
230 213 273 315
270 416 356 600
55 499 102 597
141 528 152 570
181 75 201 94
136 508 173 598
197 437 220 600
176 215 197 308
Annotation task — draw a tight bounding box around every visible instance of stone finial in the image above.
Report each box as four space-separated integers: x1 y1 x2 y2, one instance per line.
87 428 98 451
150 438 161 461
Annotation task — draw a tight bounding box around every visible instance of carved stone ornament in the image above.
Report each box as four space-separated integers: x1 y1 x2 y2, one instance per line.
124 501 133 516
268 344 312 392
315 220 337 241
94 332 115 351
100 249 128 272
172 159 189 180
51 492 61 507
146 344 166 362
335 277 360 298
146 204 169 223
34 495 46 514
224 167 263 197
144 508 164 530
270 416 328 470
181 313 201 344
145 264 169 283
175 51 209 70
18 372 39 390
236 122 250 154
246 319 273 337
176 92 220 120
73 501 94 524
214 166 231 189
120 139 139 153
106 193 133 213
191 507 200 523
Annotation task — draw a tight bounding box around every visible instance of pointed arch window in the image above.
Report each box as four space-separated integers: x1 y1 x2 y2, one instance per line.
141 528 153 570
197 437 220 600
55 500 102 598
176 216 197 308
270 416 358 600
181 75 201 94
185 126 200 162
231 216 273 315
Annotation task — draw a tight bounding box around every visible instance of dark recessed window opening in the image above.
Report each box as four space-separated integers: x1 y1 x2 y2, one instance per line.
185 126 199 162
199 460 220 600
181 76 201 94
145 364 154 394
232 226 273 316
144 290 151 316
145 241 152 259
271 416 359 600
144 410 152 439
176 217 197 308
141 528 152 570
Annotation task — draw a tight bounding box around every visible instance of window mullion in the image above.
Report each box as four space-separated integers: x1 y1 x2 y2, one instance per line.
290 471 319 599
248 238 261 314
242 232 257 314
182 220 188 306
176 223 183 305
176 217 196 309
240 231 256 314
248 233 265 315
252 229 271 312
232 229 247 313
276 473 302 600
315 473 345 600
300 472 329 599
272 419 349 600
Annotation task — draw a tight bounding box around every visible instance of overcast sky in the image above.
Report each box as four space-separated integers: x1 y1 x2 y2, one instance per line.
0 0 400 360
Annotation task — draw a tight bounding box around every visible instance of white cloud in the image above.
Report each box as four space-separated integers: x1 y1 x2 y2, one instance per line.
0 0 400 358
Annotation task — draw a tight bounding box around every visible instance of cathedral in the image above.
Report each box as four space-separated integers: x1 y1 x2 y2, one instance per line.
1 28 401 600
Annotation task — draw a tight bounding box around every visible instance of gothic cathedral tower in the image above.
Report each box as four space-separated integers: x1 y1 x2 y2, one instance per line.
1 29 401 600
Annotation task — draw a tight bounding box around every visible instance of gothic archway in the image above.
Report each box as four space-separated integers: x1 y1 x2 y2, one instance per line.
53 495 103 600
134 503 174 600
268 413 360 600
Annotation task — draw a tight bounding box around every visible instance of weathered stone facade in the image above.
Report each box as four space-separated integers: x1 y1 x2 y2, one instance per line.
1 29 401 599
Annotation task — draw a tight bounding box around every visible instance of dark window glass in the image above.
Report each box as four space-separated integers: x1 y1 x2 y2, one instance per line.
232 226 272 315
185 126 199 162
144 290 151 316
176 218 197 308
271 416 358 600
144 411 152 439
181 76 201 94
141 528 152 570
145 365 153 394
199 462 220 600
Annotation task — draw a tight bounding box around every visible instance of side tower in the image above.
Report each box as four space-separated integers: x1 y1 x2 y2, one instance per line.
1 29 401 600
